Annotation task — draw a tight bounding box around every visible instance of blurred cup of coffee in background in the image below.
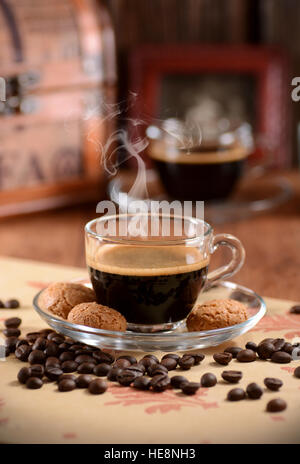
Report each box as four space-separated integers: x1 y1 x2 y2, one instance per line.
146 118 252 201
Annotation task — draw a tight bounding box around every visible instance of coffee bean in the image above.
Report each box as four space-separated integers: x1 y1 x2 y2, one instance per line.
117 355 137 365
77 362 95 374
161 353 180 362
117 369 139 386
92 351 115 364
273 339 286 352
16 339 29 348
4 299 20 309
4 317 21 328
26 377 43 389
59 374 77 383
139 357 157 370
58 343 71 352
32 337 48 351
133 377 151 390
44 342 60 357
60 360 78 373
59 351 75 362
282 343 294 355
143 354 159 363
125 365 144 376
15 344 31 362
74 349 92 357
294 366 300 378
93 363 111 377
213 353 232 365
30 364 44 379
3 328 21 338
58 379 76 392
74 354 95 365
45 367 63 381
5 336 19 353
170 375 189 389
290 305 300 314
76 374 93 388
150 374 170 392
201 373 217 388
191 353 205 365
39 328 55 337
47 332 65 343
236 349 257 363
221 370 243 384
17 367 32 384
182 382 200 395
227 388 246 401
257 342 275 360
259 338 275 345
160 357 177 370
264 378 283 391
64 338 77 346
26 332 41 343
107 367 123 381
88 379 107 394
45 357 60 368
178 355 195 370
266 398 287 413
148 364 168 377
69 344 83 352
224 346 243 358
246 383 263 399
245 342 257 352
28 350 46 365
114 358 131 369
271 351 292 364
135 363 146 374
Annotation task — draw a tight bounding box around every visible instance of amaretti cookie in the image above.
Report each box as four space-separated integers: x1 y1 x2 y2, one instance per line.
40 282 96 319
186 298 248 331
67 302 127 332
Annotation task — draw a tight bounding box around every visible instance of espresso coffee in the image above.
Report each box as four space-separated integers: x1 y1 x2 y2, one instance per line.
87 245 209 327
148 141 248 201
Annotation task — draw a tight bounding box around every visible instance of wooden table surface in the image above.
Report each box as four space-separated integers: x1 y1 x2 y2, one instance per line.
0 171 299 301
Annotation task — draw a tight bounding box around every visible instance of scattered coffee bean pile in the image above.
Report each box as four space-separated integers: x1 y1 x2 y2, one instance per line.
1 315 300 412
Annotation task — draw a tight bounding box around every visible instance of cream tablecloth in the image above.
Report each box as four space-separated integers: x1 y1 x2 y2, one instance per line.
0 256 299 444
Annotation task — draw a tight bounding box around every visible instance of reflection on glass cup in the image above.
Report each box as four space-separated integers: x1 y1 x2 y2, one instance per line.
85 213 245 332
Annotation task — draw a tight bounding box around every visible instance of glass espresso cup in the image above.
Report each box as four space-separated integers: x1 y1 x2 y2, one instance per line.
85 213 245 332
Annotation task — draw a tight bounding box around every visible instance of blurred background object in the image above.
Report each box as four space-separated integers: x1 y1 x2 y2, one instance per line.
108 0 300 167
0 0 116 217
129 45 289 169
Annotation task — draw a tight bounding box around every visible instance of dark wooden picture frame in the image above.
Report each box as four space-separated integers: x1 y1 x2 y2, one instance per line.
130 45 290 168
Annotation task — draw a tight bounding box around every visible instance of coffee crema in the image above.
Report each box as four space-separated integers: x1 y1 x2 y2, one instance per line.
149 140 248 164
87 245 209 326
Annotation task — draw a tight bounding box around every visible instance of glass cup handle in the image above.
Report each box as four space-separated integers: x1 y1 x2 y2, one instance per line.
206 233 245 288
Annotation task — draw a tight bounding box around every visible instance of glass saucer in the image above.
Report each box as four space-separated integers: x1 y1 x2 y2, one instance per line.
33 280 266 352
